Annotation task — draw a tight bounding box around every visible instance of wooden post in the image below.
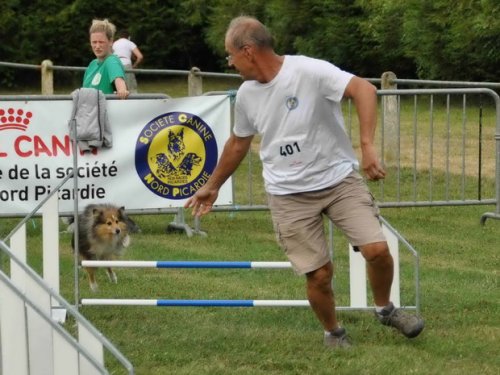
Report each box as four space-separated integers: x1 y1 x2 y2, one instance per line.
381 71 398 163
41 60 54 95
188 67 202 96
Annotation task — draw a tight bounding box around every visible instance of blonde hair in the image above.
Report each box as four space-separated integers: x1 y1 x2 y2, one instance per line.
89 18 116 41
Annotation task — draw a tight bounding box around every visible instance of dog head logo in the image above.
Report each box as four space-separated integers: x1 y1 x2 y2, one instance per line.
167 128 186 160
135 112 218 200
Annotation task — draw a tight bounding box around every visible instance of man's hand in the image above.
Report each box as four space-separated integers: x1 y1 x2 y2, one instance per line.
183 134 253 216
184 185 219 217
361 143 386 181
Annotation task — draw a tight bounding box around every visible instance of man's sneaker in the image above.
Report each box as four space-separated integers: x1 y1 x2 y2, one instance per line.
324 327 352 348
376 302 424 338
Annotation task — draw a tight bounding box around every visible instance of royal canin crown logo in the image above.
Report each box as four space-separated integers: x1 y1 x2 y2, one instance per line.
0 108 33 131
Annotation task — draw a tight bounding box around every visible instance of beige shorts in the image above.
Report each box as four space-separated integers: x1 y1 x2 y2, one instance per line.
267 171 386 275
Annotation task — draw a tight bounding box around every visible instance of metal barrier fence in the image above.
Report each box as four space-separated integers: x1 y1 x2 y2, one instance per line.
369 88 498 208
1 60 499 220
226 88 499 216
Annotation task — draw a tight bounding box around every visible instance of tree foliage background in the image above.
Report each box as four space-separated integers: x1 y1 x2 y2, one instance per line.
0 0 498 87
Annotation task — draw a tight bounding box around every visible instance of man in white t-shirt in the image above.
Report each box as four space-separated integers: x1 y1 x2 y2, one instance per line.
112 29 143 93
185 16 424 347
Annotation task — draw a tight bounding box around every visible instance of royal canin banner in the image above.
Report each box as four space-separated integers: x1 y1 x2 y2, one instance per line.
0 95 232 215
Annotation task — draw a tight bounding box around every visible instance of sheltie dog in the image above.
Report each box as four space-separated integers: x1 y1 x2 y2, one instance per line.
71 204 133 292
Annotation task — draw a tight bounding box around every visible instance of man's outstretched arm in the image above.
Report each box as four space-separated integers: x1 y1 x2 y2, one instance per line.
184 134 254 216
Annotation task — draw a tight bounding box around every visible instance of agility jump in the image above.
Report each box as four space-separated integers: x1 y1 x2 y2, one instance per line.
81 299 311 307
81 260 292 269
80 220 420 312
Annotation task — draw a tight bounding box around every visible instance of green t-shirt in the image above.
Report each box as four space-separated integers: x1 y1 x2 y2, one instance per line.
82 54 125 94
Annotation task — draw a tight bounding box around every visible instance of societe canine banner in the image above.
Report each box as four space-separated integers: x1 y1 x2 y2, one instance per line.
0 95 232 215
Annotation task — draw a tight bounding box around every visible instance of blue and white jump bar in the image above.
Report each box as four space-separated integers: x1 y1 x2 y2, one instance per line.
81 299 310 307
80 260 293 269
80 261 307 307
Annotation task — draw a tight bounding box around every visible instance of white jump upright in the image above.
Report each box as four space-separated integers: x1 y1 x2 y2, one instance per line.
2 225 29 375
8 215 57 375
0 194 133 375
349 223 400 308
43 195 61 295
1 197 63 374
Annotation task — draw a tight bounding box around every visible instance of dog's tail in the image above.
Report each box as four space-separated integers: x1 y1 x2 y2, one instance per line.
123 214 141 233
61 216 76 233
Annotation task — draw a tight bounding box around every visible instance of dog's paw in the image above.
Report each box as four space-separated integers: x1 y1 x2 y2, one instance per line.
90 282 99 292
107 270 118 283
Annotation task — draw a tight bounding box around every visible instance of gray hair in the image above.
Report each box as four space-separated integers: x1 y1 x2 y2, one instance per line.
226 16 274 50
89 18 116 41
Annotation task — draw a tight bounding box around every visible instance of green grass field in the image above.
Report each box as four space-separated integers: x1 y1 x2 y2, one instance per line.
1 205 498 374
1 77 499 374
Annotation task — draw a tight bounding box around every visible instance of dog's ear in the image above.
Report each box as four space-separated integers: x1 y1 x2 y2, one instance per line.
118 206 126 219
92 207 102 219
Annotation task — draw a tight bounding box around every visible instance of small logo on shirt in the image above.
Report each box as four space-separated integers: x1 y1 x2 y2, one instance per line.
91 73 102 86
285 96 299 110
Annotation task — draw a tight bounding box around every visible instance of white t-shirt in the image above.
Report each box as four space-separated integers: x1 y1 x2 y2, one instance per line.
234 55 358 195
112 38 137 66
